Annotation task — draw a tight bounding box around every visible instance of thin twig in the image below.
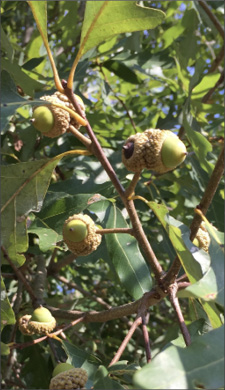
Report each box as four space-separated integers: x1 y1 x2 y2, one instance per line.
96 228 134 235
108 315 142 367
2 246 36 303
169 284 191 346
10 316 85 350
141 313 151 363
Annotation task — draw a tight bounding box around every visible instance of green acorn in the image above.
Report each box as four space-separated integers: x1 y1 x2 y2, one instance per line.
28 307 56 335
49 364 88 390
63 214 102 257
122 129 187 173
31 92 85 138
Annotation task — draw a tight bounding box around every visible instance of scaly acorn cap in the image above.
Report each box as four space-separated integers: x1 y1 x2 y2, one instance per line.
122 129 187 173
18 315 35 335
194 222 210 253
32 91 85 138
28 307 56 335
63 214 102 257
49 367 88 389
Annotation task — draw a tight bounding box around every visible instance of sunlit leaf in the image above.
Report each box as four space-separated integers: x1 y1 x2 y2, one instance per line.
133 326 224 390
1 277 16 331
1 150 90 265
148 202 202 283
104 203 152 299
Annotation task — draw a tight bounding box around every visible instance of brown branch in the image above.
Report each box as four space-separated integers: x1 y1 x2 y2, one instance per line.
2 246 36 303
169 284 191 347
198 0 224 39
47 287 165 323
108 315 142 367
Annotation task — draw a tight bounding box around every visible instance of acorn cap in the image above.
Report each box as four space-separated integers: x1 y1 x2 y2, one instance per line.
122 129 187 173
63 214 102 257
49 367 88 389
18 315 35 335
28 307 56 335
32 91 85 138
195 222 210 253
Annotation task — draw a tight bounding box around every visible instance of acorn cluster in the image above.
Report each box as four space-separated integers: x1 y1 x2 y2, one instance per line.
31 91 85 138
49 363 88 390
18 307 56 335
63 214 102 257
122 128 187 173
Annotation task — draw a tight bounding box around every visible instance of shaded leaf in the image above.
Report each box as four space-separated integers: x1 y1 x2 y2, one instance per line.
94 365 125 389
104 203 152 299
102 60 141 84
1 58 43 97
1 70 27 132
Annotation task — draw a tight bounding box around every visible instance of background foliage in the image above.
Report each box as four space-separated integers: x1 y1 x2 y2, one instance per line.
1 1 224 389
